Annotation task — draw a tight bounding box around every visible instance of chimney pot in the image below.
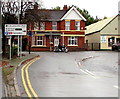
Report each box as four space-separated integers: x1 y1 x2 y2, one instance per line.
63 5 68 10
34 3 38 10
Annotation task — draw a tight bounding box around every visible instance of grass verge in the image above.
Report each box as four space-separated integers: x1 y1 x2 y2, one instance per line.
2 53 38 85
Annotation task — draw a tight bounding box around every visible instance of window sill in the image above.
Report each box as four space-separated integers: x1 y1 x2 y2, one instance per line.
68 45 78 46
31 45 47 47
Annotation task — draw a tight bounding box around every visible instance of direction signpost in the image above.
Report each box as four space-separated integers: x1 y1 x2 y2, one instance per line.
5 24 27 36
5 24 27 60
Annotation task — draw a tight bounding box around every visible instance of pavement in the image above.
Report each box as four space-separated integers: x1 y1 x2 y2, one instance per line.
0 55 2 98
0 68 2 98
16 51 118 97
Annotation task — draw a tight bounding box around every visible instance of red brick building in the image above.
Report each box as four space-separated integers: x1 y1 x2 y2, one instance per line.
26 5 86 51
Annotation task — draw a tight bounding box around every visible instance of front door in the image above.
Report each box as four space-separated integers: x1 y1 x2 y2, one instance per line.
54 36 59 47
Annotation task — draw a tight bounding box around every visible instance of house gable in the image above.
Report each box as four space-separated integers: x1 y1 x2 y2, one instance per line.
85 16 117 35
61 6 86 21
101 15 119 35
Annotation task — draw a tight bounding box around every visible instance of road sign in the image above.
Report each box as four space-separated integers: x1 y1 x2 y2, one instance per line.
5 24 27 35
28 31 32 36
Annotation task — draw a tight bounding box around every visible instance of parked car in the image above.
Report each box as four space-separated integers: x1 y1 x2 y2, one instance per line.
112 43 120 51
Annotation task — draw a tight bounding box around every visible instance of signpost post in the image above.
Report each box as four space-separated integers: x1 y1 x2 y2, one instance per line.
10 36 12 60
28 31 32 54
5 24 27 60
18 36 20 57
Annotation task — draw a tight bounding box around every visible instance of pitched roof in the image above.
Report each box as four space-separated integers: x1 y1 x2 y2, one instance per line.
47 10 67 21
85 16 117 35
25 9 67 21
61 6 86 21
25 6 86 21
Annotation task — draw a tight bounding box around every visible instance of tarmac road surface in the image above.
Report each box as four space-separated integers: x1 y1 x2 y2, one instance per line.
17 51 118 97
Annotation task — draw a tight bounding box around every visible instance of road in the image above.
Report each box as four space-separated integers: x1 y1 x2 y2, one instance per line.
0 67 2 98
0 55 2 98
17 51 118 97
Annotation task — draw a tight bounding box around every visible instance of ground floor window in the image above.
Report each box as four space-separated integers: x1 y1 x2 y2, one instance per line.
32 36 43 46
68 36 78 45
108 37 115 46
116 38 120 43
37 36 43 46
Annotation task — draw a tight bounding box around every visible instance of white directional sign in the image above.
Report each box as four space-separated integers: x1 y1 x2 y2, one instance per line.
5 24 27 35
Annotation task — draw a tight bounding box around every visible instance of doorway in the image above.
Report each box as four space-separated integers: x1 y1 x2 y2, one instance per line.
54 36 59 47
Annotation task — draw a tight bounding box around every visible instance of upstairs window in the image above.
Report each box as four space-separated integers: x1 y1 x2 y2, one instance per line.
29 23 32 30
34 22 39 30
40 22 45 30
75 21 80 30
52 22 57 30
65 21 70 30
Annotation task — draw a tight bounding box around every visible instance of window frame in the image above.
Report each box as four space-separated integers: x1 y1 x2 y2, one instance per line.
34 22 39 30
65 21 70 30
108 37 115 47
37 36 43 46
52 21 57 30
68 36 78 46
40 22 45 30
75 21 80 30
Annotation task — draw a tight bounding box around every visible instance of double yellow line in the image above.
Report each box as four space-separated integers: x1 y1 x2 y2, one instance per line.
21 57 40 99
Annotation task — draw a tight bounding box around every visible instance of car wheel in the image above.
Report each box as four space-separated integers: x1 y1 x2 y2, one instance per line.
112 47 115 51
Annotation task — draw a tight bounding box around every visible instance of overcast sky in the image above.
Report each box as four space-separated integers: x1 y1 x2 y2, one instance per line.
41 0 120 19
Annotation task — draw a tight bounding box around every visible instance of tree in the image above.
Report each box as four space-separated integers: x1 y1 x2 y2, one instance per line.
52 6 61 10
1 0 46 56
103 16 107 19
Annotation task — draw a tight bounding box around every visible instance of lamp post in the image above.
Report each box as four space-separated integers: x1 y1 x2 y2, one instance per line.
50 32 52 51
62 32 64 46
28 31 32 54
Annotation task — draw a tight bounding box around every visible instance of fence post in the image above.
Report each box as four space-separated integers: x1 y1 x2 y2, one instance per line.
99 43 100 50
92 43 94 51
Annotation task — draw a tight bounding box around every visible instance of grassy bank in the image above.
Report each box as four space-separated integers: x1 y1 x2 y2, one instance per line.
2 53 38 85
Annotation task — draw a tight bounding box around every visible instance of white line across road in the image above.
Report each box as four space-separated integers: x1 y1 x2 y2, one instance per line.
85 69 94 75
80 69 98 79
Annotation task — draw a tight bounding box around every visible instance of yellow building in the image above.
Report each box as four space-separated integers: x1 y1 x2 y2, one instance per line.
85 15 120 50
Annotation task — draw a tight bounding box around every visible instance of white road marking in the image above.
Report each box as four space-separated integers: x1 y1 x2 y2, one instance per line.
80 69 90 75
80 69 98 79
79 62 82 66
85 69 94 75
75 60 98 79
113 85 119 89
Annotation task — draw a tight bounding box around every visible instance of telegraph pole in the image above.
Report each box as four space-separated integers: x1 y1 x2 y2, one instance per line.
17 0 20 57
0 1 2 60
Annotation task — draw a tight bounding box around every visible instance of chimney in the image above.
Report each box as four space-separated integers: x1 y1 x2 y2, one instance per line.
34 2 38 10
63 5 68 10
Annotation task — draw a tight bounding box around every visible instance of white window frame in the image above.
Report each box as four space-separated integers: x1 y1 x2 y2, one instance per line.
68 36 78 46
65 21 70 30
40 22 45 30
75 21 80 30
52 22 57 30
37 36 43 46
34 22 39 30
32 35 35 46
